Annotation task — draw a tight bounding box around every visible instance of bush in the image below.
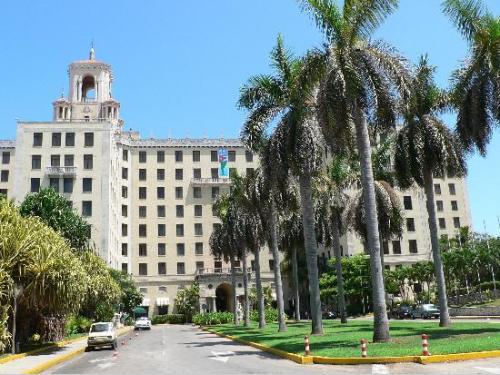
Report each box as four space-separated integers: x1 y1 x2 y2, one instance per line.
192 312 234 325
65 315 93 335
151 314 186 325
249 308 286 323
151 315 168 325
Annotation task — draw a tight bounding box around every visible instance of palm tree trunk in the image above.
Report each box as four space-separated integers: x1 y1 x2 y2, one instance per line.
242 250 250 327
298 173 323 335
254 247 266 328
269 200 287 332
353 104 390 342
332 214 347 324
291 246 301 321
230 254 239 326
423 169 451 327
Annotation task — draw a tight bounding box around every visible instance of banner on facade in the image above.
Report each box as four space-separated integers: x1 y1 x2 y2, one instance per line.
218 148 229 177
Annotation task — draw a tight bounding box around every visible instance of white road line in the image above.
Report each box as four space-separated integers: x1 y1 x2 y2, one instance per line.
475 367 500 374
88 358 109 364
97 362 115 369
211 351 235 363
372 364 390 374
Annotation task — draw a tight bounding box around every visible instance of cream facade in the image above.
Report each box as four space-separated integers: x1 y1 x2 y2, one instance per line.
0 50 472 316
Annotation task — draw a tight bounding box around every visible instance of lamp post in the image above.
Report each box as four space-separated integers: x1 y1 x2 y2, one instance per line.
12 284 23 354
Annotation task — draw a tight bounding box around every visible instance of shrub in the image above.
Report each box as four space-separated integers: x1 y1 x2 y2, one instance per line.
151 315 168 325
65 315 93 335
151 314 186 325
249 308 285 323
192 312 234 325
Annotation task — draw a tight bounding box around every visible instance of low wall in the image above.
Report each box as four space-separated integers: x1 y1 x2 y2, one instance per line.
449 307 500 317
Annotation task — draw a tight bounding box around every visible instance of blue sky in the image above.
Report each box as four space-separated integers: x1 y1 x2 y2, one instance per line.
0 0 498 234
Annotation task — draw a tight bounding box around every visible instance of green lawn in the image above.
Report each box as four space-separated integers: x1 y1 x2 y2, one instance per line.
208 320 500 357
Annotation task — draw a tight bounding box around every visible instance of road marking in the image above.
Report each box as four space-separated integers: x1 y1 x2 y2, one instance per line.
210 351 235 363
372 364 389 374
97 362 115 369
475 367 500 374
89 358 109 364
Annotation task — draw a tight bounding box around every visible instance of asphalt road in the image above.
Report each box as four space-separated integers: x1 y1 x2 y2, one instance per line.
47 325 500 375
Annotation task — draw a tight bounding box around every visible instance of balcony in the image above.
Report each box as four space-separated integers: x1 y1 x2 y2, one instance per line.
45 166 77 177
195 267 252 281
191 178 232 186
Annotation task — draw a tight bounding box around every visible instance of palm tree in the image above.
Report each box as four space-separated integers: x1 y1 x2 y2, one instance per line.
443 0 499 155
301 0 412 342
239 35 326 334
394 57 467 327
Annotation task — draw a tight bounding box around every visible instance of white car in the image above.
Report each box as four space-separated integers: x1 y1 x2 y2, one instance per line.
87 322 117 350
134 316 151 330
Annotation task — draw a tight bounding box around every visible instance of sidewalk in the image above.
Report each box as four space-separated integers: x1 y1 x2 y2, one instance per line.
0 327 132 374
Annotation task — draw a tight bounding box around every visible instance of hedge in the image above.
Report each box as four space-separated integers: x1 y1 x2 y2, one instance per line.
151 314 186 325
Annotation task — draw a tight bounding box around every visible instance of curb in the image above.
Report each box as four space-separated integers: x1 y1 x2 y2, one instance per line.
201 327 500 365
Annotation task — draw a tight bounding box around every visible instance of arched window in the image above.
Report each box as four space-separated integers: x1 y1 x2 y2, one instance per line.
81 75 95 101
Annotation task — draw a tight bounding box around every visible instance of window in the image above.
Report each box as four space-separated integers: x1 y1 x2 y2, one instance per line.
212 187 219 198
122 263 128 273
63 178 73 193
228 150 236 162
211 150 218 162
409 240 418 254
193 168 201 179
194 205 202 217
82 201 92 217
158 262 167 275
192 150 200 162
0 171 8 182
139 243 147 257
406 218 415 232
157 151 165 163
1 152 10 165
158 286 167 292
434 183 441 195
403 196 413 210
211 168 218 179
246 168 254 175
122 167 128 180
157 205 166 218
451 200 458 211
195 242 203 255
139 287 148 294
64 154 74 166
122 205 128 217
175 187 183 199
82 178 92 192
177 262 185 275
33 132 43 146
52 132 62 147
51 155 60 167
31 155 41 170
154 186 164 199
139 187 147 199
448 183 456 195
122 224 128 236
392 240 401 254
176 205 184 218
212 205 217 217
195 261 204 271
453 217 461 228
158 243 166 256
175 169 183 180
121 243 128 256
139 206 147 218
83 154 93 169
436 200 444 212
176 224 184 237
177 243 185 256
84 132 94 147
193 187 202 198
122 149 128 161
158 224 166 237
49 178 59 192
64 132 75 147
121 186 128 198
383 241 389 255
194 223 203 236
214 260 223 270
157 169 165 181
139 263 148 276
30 178 40 193
175 150 183 162
245 150 253 162
269 259 275 271
439 218 446 229
139 224 147 237
139 151 147 163
139 169 147 181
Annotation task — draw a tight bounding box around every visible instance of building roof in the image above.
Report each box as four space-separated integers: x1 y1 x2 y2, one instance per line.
0 140 15 148
119 137 244 148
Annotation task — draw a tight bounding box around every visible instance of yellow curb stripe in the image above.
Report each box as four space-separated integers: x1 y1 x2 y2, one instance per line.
201 326 500 366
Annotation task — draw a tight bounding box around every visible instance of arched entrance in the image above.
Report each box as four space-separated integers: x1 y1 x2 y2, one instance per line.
215 283 233 312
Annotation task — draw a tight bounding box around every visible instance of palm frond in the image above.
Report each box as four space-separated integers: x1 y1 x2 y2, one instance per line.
442 0 486 42
344 0 399 41
300 0 344 44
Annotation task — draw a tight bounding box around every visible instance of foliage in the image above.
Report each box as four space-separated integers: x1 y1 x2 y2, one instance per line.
249 309 287 323
151 314 186 325
65 315 93 335
109 269 143 316
174 283 200 322
192 312 234 326
249 286 274 310
19 188 91 251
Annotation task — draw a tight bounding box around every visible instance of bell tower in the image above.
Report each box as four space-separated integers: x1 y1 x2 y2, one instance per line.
53 47 121 125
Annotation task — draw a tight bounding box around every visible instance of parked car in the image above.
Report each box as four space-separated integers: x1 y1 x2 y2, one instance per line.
134 316 152 330
393 304 412 319
411 304 440 319
87 322 117 350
